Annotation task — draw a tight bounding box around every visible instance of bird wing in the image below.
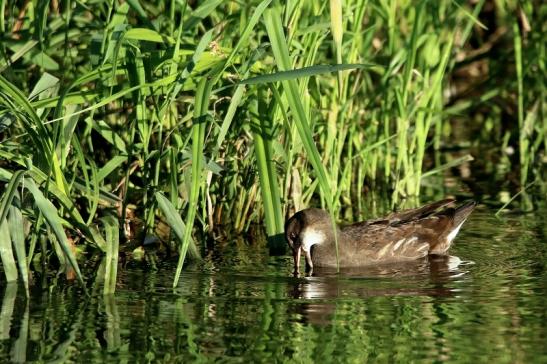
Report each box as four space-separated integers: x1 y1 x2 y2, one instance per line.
337 199 474 263
385 198 456 224
355 198 455 227
341 211 455 262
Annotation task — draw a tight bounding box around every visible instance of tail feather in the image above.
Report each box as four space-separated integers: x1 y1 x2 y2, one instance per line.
430 200 476 254
453 200 476 227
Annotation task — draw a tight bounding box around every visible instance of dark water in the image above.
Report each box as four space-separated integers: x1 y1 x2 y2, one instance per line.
1 207 546 363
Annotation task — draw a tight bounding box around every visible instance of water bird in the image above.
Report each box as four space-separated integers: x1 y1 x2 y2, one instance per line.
285 199 476 276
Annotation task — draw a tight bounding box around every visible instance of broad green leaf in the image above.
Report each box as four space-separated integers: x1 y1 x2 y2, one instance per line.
97 155 128 182
125 28 173 43
29 72 60 100
30 51 59 70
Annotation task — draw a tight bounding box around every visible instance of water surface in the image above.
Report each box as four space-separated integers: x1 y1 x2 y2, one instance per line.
1 208 546 363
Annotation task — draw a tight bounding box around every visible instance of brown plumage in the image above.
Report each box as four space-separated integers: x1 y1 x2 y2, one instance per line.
285 199 476 276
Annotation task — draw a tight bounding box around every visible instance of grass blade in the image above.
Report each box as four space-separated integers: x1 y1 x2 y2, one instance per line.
0 219 17 282
213 0 272 84
25 179 86 289
102 215 119 294
156 192 200 263
172 76 211 287
0 170 26 226
240 64 373 85
0 75 67 195
330 0 344 93
9 193 29 296
250 93 284 250
421 154 474 178
264 7 339 266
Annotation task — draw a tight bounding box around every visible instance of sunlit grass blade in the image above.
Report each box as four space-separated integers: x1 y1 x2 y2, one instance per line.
401 2 422 105
264 7 339 267
250 93 284 250
213 45 268 156
88 225 107 253
513 20 527 186
102 215 119 295
330 0 344 94
44 72 197 124
124 28 174 43
421 154 474 178
240 64 374 85
215 84 246 152
214 0 272 84
172 76 212 287
29 72 59 100
495 179 537 217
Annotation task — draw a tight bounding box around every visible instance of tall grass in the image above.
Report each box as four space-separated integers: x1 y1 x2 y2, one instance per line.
0 0 544 287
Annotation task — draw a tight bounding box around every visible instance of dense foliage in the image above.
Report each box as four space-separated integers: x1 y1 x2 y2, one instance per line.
0 0 545 288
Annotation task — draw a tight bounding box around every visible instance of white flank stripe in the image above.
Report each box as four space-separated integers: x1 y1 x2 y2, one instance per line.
393 239 405 251
417 244 429 252
447 222 465 244
301 229 325 252
377 242 393 257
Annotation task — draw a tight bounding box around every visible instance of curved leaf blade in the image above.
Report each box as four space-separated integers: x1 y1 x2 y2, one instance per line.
240 63 375 85
155 192 200 267
25 179 86 288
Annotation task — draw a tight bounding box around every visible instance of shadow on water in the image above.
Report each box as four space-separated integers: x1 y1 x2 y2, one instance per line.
1 207 547 362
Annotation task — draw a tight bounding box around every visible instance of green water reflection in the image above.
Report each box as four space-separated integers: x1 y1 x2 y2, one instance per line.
1 208 546 363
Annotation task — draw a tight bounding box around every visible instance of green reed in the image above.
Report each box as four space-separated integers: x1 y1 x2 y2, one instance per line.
0 0 544 287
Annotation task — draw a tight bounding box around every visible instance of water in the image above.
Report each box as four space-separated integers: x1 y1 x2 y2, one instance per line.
1 207 546 363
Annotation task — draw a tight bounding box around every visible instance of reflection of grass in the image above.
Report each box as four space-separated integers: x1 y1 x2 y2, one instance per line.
3 207 547 361
0 1 544 285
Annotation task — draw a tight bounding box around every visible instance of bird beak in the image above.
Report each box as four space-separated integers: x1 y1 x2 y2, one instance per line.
293 245 301 277
293 245 314 277
304 248 313 275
